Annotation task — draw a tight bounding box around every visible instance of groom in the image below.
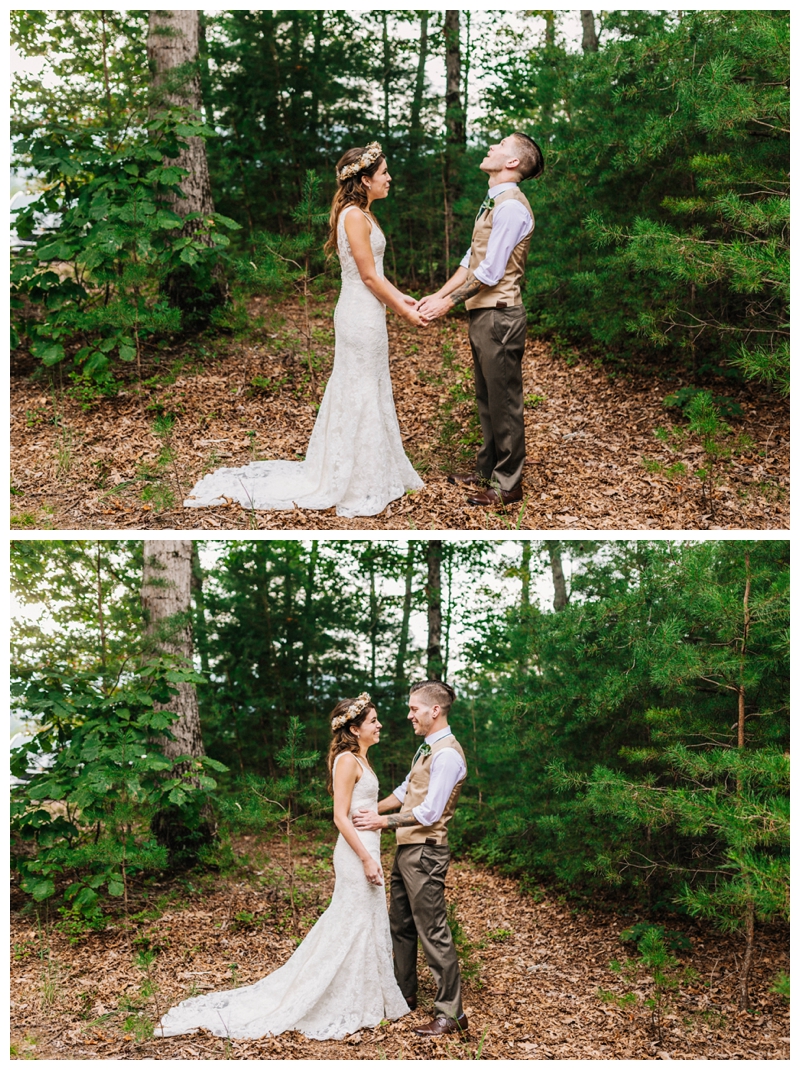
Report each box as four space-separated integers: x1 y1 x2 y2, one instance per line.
353 680 468 1036
418 132 544 507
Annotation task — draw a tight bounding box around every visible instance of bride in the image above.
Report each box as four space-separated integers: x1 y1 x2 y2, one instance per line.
157 694 410 1041
184 142 425 518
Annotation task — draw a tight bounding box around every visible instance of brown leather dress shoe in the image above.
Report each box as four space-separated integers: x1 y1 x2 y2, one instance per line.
412 1013 468 1037
467 483 523 506
447 472 486 487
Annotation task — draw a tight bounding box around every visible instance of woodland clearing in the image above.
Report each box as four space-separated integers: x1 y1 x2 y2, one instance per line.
10 831 789 1061
10 295 789 532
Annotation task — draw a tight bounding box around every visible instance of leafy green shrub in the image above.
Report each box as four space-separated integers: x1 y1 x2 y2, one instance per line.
11 113 239 387
11 658 226 919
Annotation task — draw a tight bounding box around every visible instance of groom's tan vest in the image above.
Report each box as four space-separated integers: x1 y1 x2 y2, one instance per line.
396 734 466 847
465 186 533 311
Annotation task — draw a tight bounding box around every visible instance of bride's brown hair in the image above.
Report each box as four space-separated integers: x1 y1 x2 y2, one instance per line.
326 697 376 795
324 146 386 259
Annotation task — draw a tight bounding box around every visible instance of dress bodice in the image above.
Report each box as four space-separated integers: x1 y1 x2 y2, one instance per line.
337 206 386 284
333 753 379 817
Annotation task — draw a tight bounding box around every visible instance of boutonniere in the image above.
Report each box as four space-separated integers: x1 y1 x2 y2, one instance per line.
419 743 432 758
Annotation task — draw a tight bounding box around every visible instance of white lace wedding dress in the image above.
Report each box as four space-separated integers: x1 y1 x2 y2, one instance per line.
157 756 409 1041
184 207 423 518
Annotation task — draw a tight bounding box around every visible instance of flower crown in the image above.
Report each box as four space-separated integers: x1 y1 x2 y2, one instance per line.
336 142 382 182
331 693 372 730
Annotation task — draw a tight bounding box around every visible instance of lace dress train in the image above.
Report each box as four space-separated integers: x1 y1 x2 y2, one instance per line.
184 207 423 518
157 758 409 1041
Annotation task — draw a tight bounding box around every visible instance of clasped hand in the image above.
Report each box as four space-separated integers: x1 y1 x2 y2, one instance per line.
401 293 450 328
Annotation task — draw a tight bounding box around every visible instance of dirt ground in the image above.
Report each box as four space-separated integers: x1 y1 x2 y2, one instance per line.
10 295 789 531
10 833 789 1060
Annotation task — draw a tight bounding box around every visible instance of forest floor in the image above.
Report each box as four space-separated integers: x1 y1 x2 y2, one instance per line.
10 831 789 1061
10 293 789 531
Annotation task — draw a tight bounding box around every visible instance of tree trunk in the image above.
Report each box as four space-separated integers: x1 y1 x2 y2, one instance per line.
443 10 464 276
395 542 415 687
548 542 569 611
426 540 443 680
147 10 214 224
462 11 471 142
580 11 599 52
147 10 224 316
410 12 428 146
737 551 754 1009
143 540 206 763
443 546 454 681
190 543 210 676
381 12 391 146
142 539 215 861
368 551 379 691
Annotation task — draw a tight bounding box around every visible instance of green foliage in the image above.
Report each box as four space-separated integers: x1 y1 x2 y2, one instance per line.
620 922 691 955
446 902 484 987
488 10 789 388
11 10 239 383
602 926 698 1043
11 656 225 914
644 389 755 517
11 116 238 385
771 971 789 1003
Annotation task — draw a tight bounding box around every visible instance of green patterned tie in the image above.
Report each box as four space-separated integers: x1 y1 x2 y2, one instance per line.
476 193 495 221
411 743 430 767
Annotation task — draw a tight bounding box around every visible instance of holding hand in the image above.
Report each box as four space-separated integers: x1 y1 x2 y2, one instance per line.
417 293 452 321
402 305 429 328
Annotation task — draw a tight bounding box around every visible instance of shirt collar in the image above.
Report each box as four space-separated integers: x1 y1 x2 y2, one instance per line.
425 726 453 745
487 181 519 197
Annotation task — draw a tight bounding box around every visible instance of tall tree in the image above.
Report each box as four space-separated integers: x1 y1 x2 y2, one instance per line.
580 10 599 52
147 10 215 225
425 540 443 680
547 542 569 611
142 540 206 765
442 10 465 273
409 11 429 147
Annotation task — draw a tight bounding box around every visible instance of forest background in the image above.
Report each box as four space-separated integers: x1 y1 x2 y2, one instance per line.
11 9 788 397
10 537 789 1033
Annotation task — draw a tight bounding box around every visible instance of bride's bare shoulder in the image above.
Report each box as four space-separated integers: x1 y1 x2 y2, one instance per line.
333 750 362 780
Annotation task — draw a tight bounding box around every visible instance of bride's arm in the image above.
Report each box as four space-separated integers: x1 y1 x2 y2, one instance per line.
333 753 384 886
343 211 424 326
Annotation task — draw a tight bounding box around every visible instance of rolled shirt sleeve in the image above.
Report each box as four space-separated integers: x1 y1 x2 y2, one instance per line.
472 199 533 288
411 748 467 827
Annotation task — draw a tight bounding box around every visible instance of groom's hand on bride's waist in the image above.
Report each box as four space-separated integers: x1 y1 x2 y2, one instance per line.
354 808 420 831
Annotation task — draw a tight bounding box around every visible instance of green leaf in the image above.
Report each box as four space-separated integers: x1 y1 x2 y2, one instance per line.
27 878 56 901
107 879 124 897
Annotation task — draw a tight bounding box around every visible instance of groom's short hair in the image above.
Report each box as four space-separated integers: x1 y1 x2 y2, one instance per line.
410 680 456 715
510 132 544 181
